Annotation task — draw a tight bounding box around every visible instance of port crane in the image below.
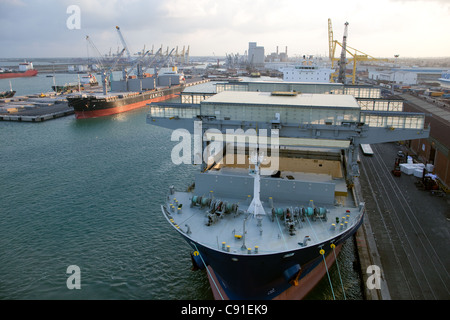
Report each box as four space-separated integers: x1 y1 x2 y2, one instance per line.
125 49 151 78
86 35 126 95
185 45 190 64
328 19 389 84
115 26 132 61
176 45 190 64
338 22 349 84
157 48 176 72
139 48 163 75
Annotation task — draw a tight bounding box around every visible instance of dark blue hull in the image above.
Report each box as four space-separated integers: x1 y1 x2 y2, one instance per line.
176 211 364 300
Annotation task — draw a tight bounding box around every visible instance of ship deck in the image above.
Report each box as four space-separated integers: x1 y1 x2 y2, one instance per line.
66 86 175 100
163 153 364 256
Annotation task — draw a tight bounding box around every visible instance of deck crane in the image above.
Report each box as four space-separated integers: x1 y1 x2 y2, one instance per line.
328 19 389 84
85 35 105 71
338 22 349 84
115 26 132 61
101 48 126 95
86 34 126 95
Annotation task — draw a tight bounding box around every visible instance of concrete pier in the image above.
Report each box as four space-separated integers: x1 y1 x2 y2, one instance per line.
0 94 74 122
356 142 450 300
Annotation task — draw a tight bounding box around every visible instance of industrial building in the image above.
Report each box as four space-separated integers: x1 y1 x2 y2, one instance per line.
368 68 447 86
68 64 89 73
402 93 450 189
248 42 265 66
266 46 288 63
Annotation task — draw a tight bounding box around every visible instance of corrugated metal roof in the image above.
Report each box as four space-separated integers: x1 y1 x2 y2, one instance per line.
202 91 360 109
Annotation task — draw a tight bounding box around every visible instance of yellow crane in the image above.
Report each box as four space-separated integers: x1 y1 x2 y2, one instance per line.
328 18 389 84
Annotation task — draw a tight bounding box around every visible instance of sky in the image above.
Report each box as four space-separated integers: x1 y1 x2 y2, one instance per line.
0 0 449 59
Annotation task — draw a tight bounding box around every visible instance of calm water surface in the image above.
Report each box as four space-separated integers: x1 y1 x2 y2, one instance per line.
0 76 362 300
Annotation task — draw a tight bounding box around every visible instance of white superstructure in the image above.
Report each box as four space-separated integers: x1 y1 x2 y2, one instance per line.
281 60 334 83
18 62 33 72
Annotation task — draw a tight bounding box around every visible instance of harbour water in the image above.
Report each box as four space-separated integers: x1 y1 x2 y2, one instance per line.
0 73 363 300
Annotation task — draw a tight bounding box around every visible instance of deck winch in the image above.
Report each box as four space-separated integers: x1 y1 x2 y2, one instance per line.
191 195 239 226
271 204 328 236
271 205 328 222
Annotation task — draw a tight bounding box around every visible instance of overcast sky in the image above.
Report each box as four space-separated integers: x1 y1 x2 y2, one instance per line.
0 0 449 59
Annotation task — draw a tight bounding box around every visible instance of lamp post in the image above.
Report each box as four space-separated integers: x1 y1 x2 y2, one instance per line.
392 54 399 95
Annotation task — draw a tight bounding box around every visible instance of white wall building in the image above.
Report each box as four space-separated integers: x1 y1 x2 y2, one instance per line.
369 70 418 85
68 65 89 73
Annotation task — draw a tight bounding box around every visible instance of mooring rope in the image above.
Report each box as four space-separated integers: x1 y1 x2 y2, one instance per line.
331 243 347 300
193 243 224 300
320 249 336 300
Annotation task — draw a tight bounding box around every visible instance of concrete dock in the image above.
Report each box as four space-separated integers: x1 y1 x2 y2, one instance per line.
356 141 450 300
0 93 74 122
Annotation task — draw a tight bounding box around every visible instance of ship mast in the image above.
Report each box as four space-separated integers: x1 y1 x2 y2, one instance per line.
247 152 266 218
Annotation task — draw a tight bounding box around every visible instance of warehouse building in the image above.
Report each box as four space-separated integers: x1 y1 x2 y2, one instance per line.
402 93 450 189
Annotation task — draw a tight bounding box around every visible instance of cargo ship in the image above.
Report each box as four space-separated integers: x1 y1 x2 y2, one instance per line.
0 81 15 98
0 90 15 99
52 83 83 93
80 74 98 86
67 67 185 119
0 62 38 79
146 87 430 300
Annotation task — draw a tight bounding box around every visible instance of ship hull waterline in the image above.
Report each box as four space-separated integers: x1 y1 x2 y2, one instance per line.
162 204 364 300
0 69 38 79
68 85 184 119
207 244 343 300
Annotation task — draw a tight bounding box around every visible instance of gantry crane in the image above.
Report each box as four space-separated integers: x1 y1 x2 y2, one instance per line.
328 18 389 84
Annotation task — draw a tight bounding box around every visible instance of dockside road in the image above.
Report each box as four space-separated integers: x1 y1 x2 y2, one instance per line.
357 141 450 300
